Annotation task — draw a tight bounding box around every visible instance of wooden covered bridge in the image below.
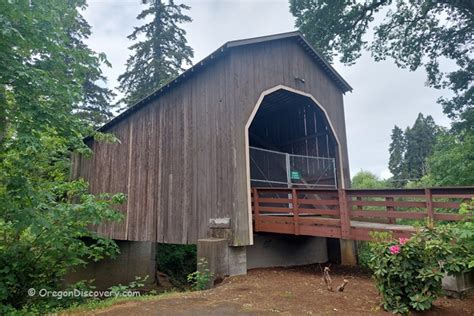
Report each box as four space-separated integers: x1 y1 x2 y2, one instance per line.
71 31 473 285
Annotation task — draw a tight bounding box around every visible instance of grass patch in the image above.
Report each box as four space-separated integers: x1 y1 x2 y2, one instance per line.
59 291 179 314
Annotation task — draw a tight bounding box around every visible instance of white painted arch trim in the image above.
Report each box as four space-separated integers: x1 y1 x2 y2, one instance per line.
244 85 346 245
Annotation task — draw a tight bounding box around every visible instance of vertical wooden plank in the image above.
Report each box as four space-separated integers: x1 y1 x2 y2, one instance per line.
386 196 396 224
156 99 164 242
425 188 434 226
292 188 299 235
338 189 351 239
253 188 260 232
182 82 190 243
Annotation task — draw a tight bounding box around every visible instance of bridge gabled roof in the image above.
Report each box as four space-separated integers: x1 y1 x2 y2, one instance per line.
96 31 352 134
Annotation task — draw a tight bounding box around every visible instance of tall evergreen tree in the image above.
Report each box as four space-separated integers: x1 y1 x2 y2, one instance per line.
388 125 406 187
34 1 116 128
117 0 193 107
67 3 115 127
404 114 440 180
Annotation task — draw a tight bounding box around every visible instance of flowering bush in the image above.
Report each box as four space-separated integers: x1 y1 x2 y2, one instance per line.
368 226 471 314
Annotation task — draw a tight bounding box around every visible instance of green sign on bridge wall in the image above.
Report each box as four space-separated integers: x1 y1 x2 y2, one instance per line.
290 170 301 180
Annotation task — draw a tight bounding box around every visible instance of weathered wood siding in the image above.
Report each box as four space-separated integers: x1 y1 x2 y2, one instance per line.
75 37 350 246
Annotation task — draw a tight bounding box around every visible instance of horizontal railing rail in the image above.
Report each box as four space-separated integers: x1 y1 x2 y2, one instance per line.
252 187 474 241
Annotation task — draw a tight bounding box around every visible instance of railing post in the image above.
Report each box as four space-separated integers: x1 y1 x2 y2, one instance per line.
386 196 396 224
285 153 291 188
253 188 260 232
425 188 434 227
292 188 299 235
338 189 351 239
339 189 357 266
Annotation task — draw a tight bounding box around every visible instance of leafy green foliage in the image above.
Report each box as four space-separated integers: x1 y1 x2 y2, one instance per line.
0 1 125 312
351 170 389 188
456 199 474 269
63 2 116 127
0 180 125 313
117 0 194 107
156 243 196 287
108 276 148 295
367 226 472 314
356 241 372 270
423 131 474 186
187 258 213 291
290 0 473 130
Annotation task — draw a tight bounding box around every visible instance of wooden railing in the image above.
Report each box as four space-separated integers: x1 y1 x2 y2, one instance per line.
251 187 474 241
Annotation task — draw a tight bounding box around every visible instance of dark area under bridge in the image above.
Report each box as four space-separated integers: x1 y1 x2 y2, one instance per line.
251 187 474 241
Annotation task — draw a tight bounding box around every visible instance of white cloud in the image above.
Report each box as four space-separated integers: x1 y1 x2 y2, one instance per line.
380 169 393 180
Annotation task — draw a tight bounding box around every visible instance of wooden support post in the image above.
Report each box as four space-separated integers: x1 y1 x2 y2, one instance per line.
253 188 260 232
338 189 351 239
425 188 434 227
339 189 357 266
340 239 358 266
386 196 396 224
292 188 299 235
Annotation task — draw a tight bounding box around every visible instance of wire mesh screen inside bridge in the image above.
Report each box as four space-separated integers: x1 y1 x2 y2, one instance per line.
249 147 337 188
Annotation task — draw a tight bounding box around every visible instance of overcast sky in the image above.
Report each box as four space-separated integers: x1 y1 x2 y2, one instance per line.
83 0 452 180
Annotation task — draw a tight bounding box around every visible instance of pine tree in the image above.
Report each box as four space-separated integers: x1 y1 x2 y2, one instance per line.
404 114 440 180
53 1 115 127
117 0 193 107
388 126 406 187
79 70 116 128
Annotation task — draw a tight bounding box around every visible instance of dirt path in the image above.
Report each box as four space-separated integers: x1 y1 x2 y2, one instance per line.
75 266 474 315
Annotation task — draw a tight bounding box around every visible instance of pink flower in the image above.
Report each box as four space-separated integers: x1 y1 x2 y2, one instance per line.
399 237 409 245
389 245 401 255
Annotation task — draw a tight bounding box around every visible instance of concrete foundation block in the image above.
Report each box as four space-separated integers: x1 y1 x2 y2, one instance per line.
442 271 474 297
228 246 247 276
247 233 327 269
197 238 247 287
64 240 156 291
197 238 229 281
340 239 357 266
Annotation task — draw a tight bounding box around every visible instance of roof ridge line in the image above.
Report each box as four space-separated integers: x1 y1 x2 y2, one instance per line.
93 31 351 135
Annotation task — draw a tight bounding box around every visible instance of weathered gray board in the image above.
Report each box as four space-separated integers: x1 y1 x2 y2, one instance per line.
73 34 351 246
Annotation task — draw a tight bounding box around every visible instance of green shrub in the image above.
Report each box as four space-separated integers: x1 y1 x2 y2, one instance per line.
0 180 125 314
457 198 474 268
108 276 148 295
368 226 471 314
156 243 196 287
186 258 213 291
356 241 372 270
